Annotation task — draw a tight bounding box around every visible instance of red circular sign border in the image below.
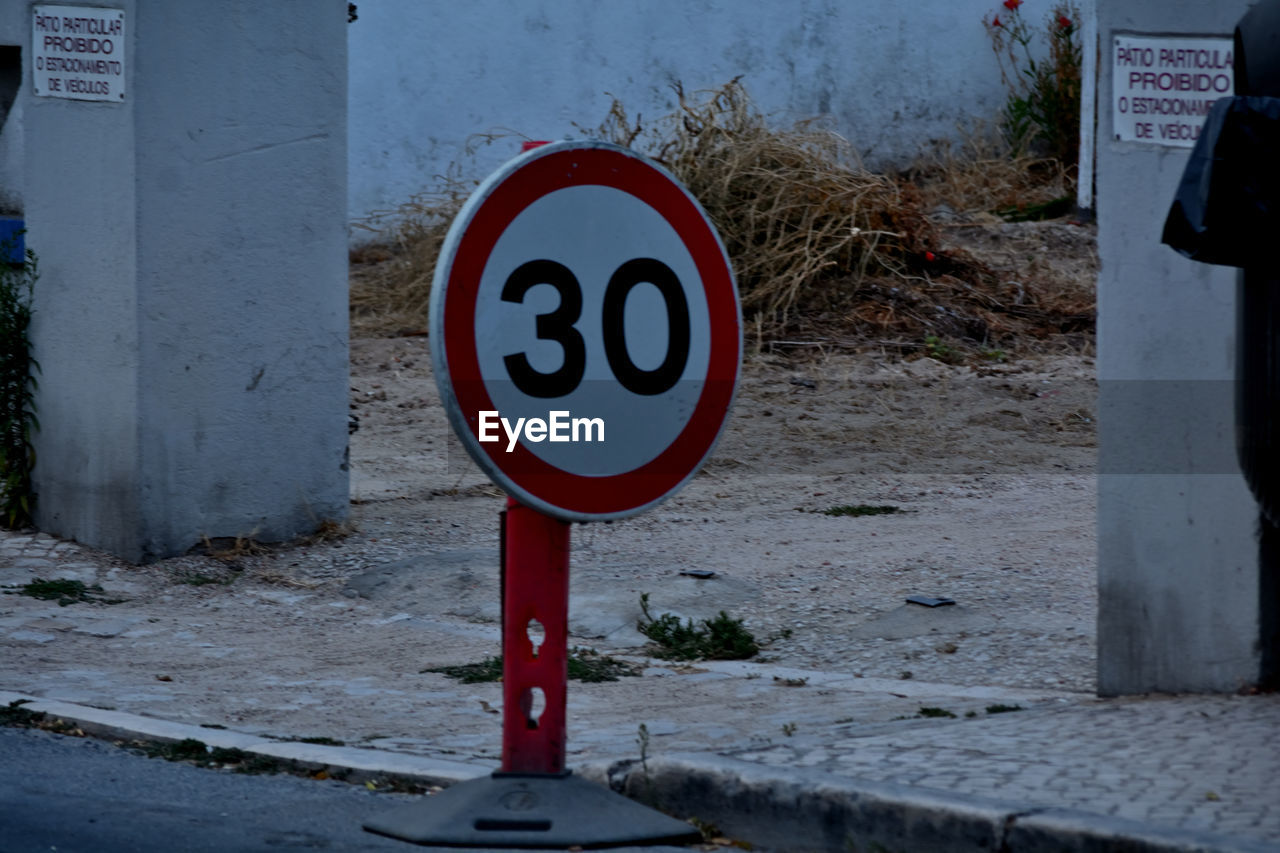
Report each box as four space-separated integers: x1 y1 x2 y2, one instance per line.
439 144 739 518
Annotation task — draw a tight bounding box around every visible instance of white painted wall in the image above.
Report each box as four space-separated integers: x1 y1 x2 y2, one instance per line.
347 0 1024 225
1096 0 1262 693
6 2 1055 227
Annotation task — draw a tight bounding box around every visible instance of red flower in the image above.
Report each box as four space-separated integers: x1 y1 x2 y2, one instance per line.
1002 0 1023 10
1057 14 1072 28
992 14 1003 26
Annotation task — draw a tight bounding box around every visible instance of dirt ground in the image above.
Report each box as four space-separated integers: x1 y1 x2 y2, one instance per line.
1 217 1100 755
343 309 1098 692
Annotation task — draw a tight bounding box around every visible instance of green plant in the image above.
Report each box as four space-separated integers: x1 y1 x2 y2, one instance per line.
139 739 286 774
567 647 645 682
9 578 125 606
637 593 760 660
15 578 90 604
918 707 958 719
422 648 642 684
636 722 656 807
422 656 504 683
156 738 212 762
821 504 900 518
924 335 958 363
1 698 44 727
986 703 1024 714
0 238 38 528
985 0 1082 168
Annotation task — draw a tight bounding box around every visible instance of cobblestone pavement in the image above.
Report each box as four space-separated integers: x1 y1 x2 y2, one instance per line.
0 531 112 581
3 529 1278 851
723 693 1280 846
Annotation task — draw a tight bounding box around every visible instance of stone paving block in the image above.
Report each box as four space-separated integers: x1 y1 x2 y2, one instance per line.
795 747 830 767
7 629 57 644
71 619 139 638
97 580 145 595
771 696 1278 841
1 561 48 575
18 617 77 632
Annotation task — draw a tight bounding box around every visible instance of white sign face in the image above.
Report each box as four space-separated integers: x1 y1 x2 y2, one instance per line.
474 184 712 477
1113 35 1233 147
32 6 126 102
432 140 741 522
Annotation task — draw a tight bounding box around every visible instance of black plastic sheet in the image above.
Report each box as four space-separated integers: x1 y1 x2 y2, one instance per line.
1162 95 1280 268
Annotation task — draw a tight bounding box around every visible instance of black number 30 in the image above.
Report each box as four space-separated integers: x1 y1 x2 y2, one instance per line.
500 257 691 398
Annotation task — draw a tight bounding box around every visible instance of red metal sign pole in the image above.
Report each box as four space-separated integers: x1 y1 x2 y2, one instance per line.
500 496 569 774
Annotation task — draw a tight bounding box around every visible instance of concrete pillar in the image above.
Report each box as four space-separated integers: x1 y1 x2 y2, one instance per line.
23 1 349 562
1096 0 1267 693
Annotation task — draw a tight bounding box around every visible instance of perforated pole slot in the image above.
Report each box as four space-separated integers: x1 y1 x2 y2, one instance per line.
526 618 544 659
522 687 546 730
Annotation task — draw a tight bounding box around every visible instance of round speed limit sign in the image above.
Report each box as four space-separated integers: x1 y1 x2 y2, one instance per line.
431 140 741 521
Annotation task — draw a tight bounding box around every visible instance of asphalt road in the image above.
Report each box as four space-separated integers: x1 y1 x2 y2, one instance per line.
0 726 699 853
0 726 424 852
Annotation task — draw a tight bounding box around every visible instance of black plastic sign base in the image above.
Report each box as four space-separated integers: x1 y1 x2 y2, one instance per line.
362 771 702 849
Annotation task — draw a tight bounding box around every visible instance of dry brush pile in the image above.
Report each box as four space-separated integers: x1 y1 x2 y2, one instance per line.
351 80 1094 360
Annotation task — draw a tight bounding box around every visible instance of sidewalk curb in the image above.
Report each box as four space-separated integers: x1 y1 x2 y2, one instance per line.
0 691 493 788
599 753 1279 853
2 692 1273 852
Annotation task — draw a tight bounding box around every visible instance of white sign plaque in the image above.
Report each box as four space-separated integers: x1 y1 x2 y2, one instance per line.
1113 35 1233 148
32 5 126 102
